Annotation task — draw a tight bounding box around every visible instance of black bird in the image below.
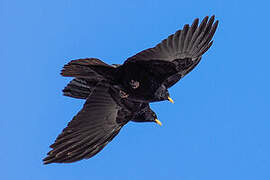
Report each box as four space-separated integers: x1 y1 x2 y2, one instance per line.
43 80 161 164
61 15 218 103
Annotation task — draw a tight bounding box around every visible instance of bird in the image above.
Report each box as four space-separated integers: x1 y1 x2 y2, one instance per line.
61 15 218 103
43 79 161 164
44 15 219 164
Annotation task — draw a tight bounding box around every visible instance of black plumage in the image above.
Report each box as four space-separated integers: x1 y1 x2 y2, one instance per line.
61 15 218 103
43 80 159 164
62 59 173 102
44 15 219 164
62 78 98 99
125 15 219 89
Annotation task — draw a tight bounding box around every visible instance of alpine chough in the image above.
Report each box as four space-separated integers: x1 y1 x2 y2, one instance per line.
43 81 160 164
61 15 218 103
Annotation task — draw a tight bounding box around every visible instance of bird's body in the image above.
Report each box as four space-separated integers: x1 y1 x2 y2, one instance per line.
63 78 158 124
116 60 177 102
61 59 173 102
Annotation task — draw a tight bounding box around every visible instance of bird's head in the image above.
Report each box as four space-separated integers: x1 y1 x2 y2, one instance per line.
154 85 174 103
132 108 162 126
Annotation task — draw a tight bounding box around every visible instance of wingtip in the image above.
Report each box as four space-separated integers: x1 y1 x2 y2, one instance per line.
192 18 199 29
43 161 50 165
193 18 199 24
214 19 219 27
200 15 217 24
209 15 219 25
202 16 209 23
42 157 51 165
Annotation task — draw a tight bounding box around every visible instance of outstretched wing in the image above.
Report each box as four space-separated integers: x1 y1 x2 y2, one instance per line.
126 16 218 88
43 85 128 164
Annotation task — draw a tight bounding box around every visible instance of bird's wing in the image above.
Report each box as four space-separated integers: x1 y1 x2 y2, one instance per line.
126 16 218 62
163 57 202 88
43 85 129 164
125 16 218 87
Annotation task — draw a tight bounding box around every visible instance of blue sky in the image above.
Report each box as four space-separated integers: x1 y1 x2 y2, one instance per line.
2 0 270 179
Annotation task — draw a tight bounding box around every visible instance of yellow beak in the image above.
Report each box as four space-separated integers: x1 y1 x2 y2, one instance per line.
168 96 174 103
155 119 162 126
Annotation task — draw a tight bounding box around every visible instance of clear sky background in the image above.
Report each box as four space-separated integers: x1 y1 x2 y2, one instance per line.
2 0 270 179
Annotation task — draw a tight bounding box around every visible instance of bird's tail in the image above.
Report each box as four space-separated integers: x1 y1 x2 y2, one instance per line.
61 58 117 81
63 78 97 99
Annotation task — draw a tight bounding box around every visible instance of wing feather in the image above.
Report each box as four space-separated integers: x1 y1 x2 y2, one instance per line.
43 85 128 164
127 15 218 62
125 16 218 88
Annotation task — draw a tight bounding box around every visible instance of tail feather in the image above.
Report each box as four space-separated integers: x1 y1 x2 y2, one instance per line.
61 58 118 99
61 58 116 80
63 78 97 99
